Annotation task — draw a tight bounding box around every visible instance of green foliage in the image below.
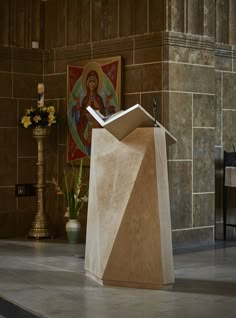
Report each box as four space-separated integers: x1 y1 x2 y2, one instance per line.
52 160 88 219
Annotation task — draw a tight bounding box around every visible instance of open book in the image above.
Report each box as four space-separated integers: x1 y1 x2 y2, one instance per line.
87 104 176 143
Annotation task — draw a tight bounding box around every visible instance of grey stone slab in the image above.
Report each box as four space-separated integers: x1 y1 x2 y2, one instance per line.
172 227 214 248
167 63 215 94
1 240 236 317
203 0 216 38
168 161 192 229
223 72 236 109
215 71 222 145
193 94 215 128
215 54 232 72
125 64 162 94
164 92 192 160
168 0 185 32
0 296 40 318
215 43 232 71
216 0 229 44
187 0 204 35
168 45 214 66
193 128 215 193
193 193 215 227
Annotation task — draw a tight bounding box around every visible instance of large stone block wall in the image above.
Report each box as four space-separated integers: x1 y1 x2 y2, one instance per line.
215 44 236 240
163 33 216 246
0 0 236 246
0 46 74 239
0 47 42 237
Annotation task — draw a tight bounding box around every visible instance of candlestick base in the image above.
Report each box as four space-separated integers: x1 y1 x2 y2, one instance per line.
27 126 51 239
28 211 50 239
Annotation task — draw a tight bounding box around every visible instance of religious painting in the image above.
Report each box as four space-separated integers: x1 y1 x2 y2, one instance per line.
67 56 121 162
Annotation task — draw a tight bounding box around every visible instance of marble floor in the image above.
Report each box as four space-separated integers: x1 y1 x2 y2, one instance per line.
0 239 236 318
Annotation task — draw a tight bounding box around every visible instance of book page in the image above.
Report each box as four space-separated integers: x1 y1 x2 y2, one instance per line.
87 104 176 143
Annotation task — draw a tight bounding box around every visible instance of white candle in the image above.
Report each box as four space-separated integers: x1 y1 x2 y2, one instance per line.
32 41 39 49
37 83 44 107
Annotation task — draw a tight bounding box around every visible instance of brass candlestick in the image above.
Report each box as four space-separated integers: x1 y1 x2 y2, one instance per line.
28 127 50 238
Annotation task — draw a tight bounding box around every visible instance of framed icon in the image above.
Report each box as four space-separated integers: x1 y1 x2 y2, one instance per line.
67 56 121 162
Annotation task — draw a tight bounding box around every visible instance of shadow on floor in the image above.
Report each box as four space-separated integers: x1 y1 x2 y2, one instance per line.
173 278 236 296
173 240 236 255
0 296 41 318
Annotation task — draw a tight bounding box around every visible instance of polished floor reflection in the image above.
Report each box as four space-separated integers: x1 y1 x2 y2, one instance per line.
0 239 235 318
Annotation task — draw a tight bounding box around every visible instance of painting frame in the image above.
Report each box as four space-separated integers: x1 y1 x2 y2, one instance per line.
66 56 121 164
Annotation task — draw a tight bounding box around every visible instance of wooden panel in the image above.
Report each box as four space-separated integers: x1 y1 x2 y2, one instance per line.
119 0 132 36
92 0 118 41
56 0 66 47
31 0 41 43
119 0 147 36
149 0 165 32
66 0 80 45
14 0 27 47
79 0 91 43
66 0 90 46
0 0 10 46
2 0 41 48
133 0 147 35
44 0 66 48
44 0 57 49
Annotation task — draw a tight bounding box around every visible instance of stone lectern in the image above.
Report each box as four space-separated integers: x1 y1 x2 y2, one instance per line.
85 104 176 289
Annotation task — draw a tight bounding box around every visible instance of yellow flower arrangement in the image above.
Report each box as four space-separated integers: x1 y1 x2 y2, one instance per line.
20 106 57 128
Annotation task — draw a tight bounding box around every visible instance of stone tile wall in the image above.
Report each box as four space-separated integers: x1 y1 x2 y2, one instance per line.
1 0 236 246
215 44 236 240
163 32 216 247
0 47 43 237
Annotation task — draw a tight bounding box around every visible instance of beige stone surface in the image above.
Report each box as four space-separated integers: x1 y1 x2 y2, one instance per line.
85 127 174 289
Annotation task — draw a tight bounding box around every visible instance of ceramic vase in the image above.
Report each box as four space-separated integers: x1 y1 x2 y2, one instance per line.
65 219 80 244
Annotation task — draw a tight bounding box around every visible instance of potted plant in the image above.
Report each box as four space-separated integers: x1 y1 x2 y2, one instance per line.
52 160 88 243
